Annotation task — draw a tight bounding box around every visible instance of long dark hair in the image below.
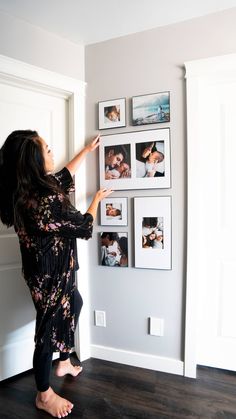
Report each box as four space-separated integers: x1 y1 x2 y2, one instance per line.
0 130 66 228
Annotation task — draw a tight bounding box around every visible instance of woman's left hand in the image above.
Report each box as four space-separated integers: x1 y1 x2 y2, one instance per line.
86 135 101 152
66 134 101 176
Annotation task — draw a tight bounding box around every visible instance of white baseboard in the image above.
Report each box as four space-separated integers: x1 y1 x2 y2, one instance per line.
0 339 184 382
90 344 184 376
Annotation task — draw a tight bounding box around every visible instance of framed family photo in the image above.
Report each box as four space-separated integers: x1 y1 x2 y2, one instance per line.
100 232 128 267
132 91 170 126
98 98 126 130
134 196 172 270
99 128 171 190
100 197 128 226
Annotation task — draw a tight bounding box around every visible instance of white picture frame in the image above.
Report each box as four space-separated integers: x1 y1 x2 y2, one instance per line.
134 196 172 270
99 128 171 190
98 97 126 130
100 197 128 226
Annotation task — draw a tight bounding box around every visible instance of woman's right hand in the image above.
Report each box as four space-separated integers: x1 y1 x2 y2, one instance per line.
87 188 114 220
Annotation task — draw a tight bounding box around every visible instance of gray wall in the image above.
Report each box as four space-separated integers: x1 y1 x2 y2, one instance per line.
85 8 236 361
1 4 236 363
0 11 85 80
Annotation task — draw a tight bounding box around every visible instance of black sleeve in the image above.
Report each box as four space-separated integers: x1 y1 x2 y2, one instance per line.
31 193 93 240
53 167 75 195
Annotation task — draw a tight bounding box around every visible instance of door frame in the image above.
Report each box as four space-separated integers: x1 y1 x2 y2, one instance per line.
184 53 236 378
0 54 91 361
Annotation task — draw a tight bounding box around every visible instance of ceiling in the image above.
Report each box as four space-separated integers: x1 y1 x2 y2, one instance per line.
1 0 236 45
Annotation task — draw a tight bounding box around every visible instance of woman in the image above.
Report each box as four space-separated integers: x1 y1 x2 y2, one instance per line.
0 130 112 418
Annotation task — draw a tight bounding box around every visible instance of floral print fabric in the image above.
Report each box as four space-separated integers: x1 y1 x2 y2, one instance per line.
17 167 93 353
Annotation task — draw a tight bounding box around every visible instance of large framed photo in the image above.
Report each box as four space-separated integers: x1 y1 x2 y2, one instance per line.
100 232 128 267
100 197 128 226
132 92 170 126
99 128 171 190
134 196 172 270
98 98 126 130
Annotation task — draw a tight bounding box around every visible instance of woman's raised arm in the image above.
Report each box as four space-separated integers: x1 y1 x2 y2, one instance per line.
66 135 100 177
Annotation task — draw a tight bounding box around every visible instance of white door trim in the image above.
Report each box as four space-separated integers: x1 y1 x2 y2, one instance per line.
0 54 91 361
0 54 85 96
184 53 236 378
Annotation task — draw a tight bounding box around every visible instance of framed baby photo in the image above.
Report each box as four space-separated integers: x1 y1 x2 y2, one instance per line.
132 91 170 126
134 196 172 270
100 197 128 226
98 98 126 130
100 232 128 267
99 128 171 190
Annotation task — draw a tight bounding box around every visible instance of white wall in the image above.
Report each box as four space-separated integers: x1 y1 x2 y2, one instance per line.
0 11 85 80
85 7 236 367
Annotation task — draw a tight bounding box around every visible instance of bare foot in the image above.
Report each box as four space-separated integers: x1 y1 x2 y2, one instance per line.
55 359 83 377
36 387 73 418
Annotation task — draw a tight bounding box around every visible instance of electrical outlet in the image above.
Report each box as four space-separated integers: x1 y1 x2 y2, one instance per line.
149 317 164 336
95 310 106 327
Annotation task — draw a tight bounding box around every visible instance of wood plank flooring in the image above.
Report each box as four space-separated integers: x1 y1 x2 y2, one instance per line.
1 356 236 418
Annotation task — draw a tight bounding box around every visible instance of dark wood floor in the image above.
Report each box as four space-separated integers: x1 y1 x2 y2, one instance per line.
1 356 236 418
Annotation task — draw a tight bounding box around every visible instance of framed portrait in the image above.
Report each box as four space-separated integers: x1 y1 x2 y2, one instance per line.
100 197 128 226
98 98 126 130
132 92 170 126
100 232 128 267
134 196 172 270
99 128 171 190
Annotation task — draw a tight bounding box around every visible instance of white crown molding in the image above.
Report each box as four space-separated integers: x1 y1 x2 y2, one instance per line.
0 54 86 97
185 53 236 79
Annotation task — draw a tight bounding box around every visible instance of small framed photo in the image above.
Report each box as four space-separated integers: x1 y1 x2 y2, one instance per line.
99 128 171 190
100 197 128 226
132 92 170 126
98 98 126 130
134 196 172 270
100 232 128 267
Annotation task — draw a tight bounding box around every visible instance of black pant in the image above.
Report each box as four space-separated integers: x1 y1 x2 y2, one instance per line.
33 288 83 392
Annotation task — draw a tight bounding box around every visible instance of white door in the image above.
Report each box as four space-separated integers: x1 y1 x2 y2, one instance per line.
185 54 236 375
196 80 236 370
0 82 68 380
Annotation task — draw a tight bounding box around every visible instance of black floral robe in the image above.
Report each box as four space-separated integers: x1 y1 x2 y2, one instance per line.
16 167 93 353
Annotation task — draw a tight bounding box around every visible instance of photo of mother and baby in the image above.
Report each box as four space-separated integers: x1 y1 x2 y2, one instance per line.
104 140 165 180
142 217 164 249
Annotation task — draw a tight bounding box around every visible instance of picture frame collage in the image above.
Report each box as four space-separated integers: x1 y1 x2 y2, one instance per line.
98 92 172 270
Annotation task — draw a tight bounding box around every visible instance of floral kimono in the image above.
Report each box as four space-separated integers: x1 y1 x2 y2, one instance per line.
16 167 93 353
